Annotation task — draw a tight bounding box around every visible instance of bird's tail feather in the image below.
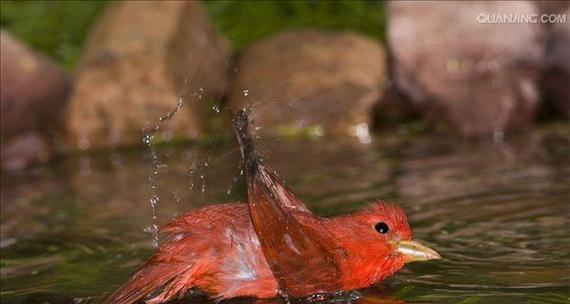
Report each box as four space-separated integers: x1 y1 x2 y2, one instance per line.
231 108 261 183
104 263 192 304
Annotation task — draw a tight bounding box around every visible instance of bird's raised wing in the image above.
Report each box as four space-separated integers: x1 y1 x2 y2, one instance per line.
232 109 344 297
248 162 344 297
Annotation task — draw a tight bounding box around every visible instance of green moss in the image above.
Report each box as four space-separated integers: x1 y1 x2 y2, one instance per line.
267 124 325 140
0 0 386 68
0 0 108 70
203 0 386 50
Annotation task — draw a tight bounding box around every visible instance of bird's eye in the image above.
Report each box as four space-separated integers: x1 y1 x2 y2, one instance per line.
375 222 389 234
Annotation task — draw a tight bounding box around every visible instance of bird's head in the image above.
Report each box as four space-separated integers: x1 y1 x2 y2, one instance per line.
327 201 440 286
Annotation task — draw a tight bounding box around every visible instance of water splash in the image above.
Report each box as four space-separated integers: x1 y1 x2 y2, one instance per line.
199 174 206 195
188 161 197 191
143 95 186 247
225 164 244 198
190 87 204 100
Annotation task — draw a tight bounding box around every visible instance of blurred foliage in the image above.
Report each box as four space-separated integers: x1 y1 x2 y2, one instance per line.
203 0 386 50
0 0 386 68
0 0 107 70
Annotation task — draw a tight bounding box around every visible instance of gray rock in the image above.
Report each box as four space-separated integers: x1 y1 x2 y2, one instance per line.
0 31 70 171
542 6 570 118
0 30 70 138
389 1 546 136
1 132 52 172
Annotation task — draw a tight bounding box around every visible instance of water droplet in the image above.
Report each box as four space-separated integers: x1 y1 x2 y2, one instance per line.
353 123 371 144
173 191 182 203
142 134 153 145
144 224 160 248
200 174 206 194
212 104 220 113
188 167 196 190
493 127 505 144
150 196 160 207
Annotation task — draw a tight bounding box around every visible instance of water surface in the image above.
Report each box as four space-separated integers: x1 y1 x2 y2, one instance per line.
1 125 568 303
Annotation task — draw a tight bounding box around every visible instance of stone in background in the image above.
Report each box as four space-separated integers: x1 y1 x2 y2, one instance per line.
541 6 570 118
388 1 546 137
66 1 229 150
227 30 387 138
0 30 70 171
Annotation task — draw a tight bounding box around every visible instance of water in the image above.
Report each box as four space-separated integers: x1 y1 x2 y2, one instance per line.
1 125 568 304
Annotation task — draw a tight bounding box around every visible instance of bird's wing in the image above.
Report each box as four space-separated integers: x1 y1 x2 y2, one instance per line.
248 162 344 298
160 202 248 234
258 163 312 213
232 108 344 296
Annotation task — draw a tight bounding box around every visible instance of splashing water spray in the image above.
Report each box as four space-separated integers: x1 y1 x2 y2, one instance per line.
142 96 185 248
142 84 245 247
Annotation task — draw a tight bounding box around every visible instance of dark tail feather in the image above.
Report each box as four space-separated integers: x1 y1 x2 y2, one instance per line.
231 109 261 183
104 263 190 304
231 108 310 212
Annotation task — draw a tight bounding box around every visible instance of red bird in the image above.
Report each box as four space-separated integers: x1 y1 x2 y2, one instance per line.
105 110 440 304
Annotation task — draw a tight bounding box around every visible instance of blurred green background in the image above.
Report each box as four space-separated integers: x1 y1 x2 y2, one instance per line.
0 0 386 70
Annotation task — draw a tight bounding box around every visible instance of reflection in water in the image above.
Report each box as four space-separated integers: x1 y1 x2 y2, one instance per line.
0 126 568 303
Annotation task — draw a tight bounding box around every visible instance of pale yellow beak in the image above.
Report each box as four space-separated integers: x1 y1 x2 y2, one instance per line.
396 240 441 263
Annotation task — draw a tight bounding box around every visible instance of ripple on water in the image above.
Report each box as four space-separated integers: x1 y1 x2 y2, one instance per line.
0 127 568 303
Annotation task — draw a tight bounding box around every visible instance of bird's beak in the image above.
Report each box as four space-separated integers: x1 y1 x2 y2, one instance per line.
396 240 441 263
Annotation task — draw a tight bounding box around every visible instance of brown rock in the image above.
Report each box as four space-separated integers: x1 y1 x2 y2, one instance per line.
0 30 70 138
388 1 546 137
542 7 570 118
66 1 229 150
227 30 387 137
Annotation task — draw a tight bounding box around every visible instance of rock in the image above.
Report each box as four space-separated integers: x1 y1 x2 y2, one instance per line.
373 84 418 128
0 30 70 171
542 7 570 118
227 30 387 137
1 132 52 172
534 1 569 15
0 30 70 139
388 1 545 137
66 1 229 150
